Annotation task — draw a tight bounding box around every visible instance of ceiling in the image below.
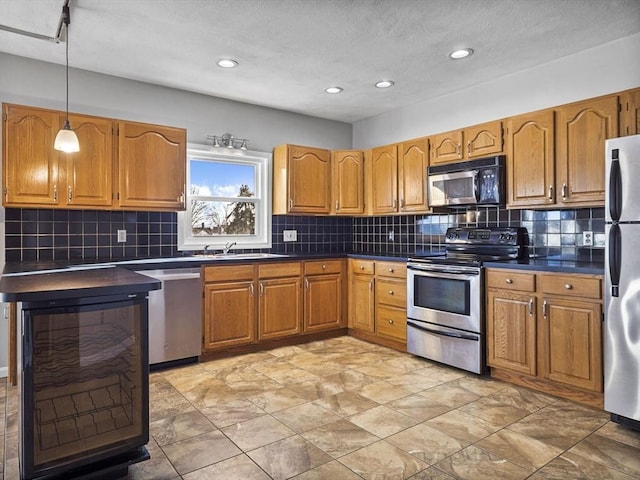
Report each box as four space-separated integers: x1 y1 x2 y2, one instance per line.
1 0 639 123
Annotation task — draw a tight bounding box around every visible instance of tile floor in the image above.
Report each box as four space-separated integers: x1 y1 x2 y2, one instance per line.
2 335 640 479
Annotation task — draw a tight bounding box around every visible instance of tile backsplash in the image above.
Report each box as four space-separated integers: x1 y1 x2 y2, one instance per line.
4 206 605 263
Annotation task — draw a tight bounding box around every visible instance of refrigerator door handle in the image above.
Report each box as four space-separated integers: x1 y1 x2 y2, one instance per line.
609 224 621 297
609 149 622 221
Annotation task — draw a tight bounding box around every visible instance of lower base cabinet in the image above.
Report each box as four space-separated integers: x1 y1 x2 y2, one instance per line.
304 260 345 332
258 263 303 340
486 268 603 407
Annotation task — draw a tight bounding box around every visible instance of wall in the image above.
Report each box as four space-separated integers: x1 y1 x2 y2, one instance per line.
353 33 640 148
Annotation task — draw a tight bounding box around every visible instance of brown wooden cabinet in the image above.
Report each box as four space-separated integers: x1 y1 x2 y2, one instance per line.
273 144 331 214
555 95 619 206
370 139 428 215
258 262 302 340
202 265 256 351
303 260 345 332
506 109 555 208
348 259 406 349
332 150 364 214
620 87 640 136
116 120 186 211
486 268 603 407
3 103 186 211
430 120 503 165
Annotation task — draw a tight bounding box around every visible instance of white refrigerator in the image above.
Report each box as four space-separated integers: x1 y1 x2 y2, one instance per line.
605 133 640 430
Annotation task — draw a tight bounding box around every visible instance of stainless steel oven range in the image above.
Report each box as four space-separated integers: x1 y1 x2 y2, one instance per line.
407 226 527 374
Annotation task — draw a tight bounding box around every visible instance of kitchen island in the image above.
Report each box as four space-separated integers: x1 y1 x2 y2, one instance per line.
0 267 160 480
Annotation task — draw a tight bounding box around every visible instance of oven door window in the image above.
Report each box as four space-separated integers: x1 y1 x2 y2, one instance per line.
413 275 470 315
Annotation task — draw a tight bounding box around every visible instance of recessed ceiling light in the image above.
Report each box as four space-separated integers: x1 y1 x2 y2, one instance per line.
325 86 343 94
375 80 395 88
449 48 474 60
217 58 238 68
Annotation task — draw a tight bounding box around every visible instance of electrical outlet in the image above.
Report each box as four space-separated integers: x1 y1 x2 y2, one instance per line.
582 230 593 246
388 230 395 242
117 229 127 243
283 230 297 242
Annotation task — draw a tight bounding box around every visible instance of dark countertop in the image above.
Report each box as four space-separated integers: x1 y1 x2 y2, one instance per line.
0 266 161 302
484 258 604 275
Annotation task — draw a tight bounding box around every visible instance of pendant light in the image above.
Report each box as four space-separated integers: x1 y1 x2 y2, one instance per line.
54 4 79 153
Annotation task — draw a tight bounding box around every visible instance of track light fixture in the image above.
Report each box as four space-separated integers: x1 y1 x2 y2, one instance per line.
206 133 249 151
54 4 79 153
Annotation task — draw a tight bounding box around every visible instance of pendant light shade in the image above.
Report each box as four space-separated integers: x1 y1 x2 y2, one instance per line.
54 4 79 153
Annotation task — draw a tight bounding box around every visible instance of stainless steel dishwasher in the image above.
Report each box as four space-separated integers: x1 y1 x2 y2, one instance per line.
137 268 202 367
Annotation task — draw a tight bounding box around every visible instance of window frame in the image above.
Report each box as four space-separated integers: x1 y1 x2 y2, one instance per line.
177 145 272 251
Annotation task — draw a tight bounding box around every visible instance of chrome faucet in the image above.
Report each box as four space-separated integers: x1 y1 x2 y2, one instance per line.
203 244 213 253
222 241 237 254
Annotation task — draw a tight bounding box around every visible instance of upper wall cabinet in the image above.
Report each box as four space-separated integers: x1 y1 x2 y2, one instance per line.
116 121 187 211
506 109 555 208
620 87 640 136
332 150 364 215
273 144 331 214
430 120 503 165
555 95 619 206
369 138 429 215
2 103 187 211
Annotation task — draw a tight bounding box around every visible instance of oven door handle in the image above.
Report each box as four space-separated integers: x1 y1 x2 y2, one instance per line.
407 265 480 278
407 320 479 341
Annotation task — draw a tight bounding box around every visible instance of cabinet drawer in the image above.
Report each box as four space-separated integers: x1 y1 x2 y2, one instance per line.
376 261 406 279
350 259 375 275
258 262 302 279
204 264 255 282
376 278 406 308
304 259 343 275
376 305 407 342
486 270 535 292
540 274 602 299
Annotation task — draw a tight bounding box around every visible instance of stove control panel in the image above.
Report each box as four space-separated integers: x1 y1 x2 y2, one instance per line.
444 227 527 246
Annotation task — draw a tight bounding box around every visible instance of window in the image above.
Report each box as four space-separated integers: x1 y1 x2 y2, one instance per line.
178 146 272 251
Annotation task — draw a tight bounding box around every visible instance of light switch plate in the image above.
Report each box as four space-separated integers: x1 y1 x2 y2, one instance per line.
283 230 297 242
117 229 127 243
582 230 593 246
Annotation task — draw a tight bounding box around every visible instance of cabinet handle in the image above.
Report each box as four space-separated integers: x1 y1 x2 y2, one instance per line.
335 200 339 210
53 185 57 202
564 283 573 290
68 186 73 202
528 298 534 316
388 268 394 273
259 283 264 296
305 278 309 289
387 319 394 324
457 143 462 158
548 185 553 201
249 284 254 296
178 191 185 205
467 142 471 155
388 290 394 295
369 280 373 291
322 264 326 270
505 278 513 284
562 183 568 200
400 198 405 208
289 198 293 210
360 265 365 270
393 199 397 209
543 300 548 318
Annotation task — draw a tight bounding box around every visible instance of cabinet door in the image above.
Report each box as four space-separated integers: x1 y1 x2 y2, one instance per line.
556 95 619 206
620 88 640 136
429 130 463 165
203 280 256 351
465 120 503 158
258 277 302 340
2 104 59 206
398 138 428 212
288 145 331 214
63 114 114 208
304 273 343 332
117 121 186 211
349 273 375 332
486 290 537 375
507 110 555 207
371 144 398 214
332 150 364 214
540 297 603 392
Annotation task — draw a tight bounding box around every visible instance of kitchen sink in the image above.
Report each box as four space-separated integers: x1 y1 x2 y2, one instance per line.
194 252 288 260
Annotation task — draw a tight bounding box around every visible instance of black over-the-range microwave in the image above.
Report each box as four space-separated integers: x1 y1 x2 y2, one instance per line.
427 155 505 208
